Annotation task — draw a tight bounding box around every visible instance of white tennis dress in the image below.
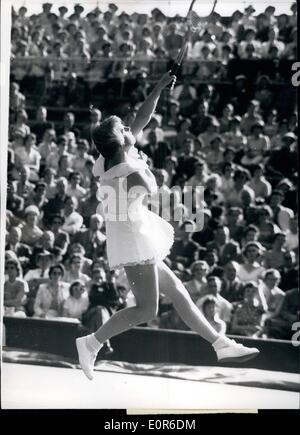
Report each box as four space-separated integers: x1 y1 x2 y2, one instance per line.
93 147 174 270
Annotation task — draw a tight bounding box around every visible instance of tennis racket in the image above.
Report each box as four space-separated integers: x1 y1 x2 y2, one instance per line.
169 0 218 91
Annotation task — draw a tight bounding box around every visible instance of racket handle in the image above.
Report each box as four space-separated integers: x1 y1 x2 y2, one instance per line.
169 63 180 91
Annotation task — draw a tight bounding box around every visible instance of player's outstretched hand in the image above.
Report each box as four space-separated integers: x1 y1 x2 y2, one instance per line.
158 71 177 89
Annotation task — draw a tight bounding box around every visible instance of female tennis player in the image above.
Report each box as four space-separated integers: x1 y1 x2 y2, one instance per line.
76 71 259 380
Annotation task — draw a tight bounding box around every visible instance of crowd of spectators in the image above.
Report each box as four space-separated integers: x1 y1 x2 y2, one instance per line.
4 3 298 345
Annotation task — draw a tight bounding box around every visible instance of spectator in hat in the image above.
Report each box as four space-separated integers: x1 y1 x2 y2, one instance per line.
58 6 68 27
21 205 43 247
238 241 266 282
33 264 69 318
4 257 28 318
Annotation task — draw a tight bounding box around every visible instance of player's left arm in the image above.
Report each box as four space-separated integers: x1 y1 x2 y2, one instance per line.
130 71 175 138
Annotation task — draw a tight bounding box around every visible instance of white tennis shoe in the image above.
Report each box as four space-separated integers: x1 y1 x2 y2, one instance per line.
214 336 260 363
76 336 98 380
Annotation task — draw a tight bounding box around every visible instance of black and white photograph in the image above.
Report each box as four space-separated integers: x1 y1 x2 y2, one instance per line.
0 0 299 411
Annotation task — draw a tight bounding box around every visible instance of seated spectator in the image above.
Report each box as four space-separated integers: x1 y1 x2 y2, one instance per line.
226 169 255 208
184 261 209 303
265 288 299 339
238 241 266 282
9 82 26 113
187 159 208 188
29 230 55 268
5 226 31 269
46 135 74 170
175 138 199 180
42 177 71 226
26 181 48 210
31 106 54 144
207 225 241 266
4 257 28 317
64 253 90 286
78 180 100 227
230 281 267 337
57 154 74 179
261 269 286 321
21 205 43 247
226 207 244 243
14 164 35 204
81 108 102 145
202 296 227 334
198 116 220 151
240 100 263 136
264 109 278 139
33 264 70 318
238 27 261 59
37 128 57 163
264 232 287 269
222 116 247 152
49 214 70 256
10 109 30 139
285 215 298 253
66 171 87 200
169 220 201 268
266 132 297 181
276 178 297 213
74 214 106 260
6 177 24 218
56 112 81 139
269 189 294 232
278 251 299 292
62 280 89 321
241 121 270 166
248 164 272 199
197 276 233 324
61 196 84 237
205 136 225 172
43 167 57 200
221 261 245 303
14 133 41 182
241 224 259 247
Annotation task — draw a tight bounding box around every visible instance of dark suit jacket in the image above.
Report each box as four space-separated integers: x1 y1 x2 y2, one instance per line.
74 230 106 260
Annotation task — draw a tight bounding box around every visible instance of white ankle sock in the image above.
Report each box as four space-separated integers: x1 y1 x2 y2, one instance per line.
212 335 231 350
86 334 102 353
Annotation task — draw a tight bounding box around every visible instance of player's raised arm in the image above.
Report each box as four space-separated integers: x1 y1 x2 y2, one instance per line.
130 71 175 138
